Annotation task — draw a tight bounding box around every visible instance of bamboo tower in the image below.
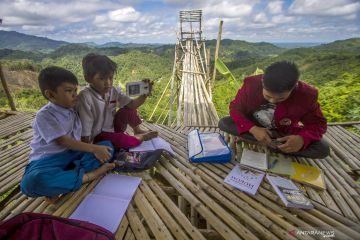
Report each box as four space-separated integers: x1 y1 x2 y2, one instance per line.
170 10 219 127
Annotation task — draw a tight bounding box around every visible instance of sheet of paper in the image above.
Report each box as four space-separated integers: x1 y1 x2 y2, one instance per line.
70 194 128 233
92 174 141 199
129 139 155 152
70 174 141 233
152 137 176 156
188 130 202 158
129 137 176 156
240 148 268 170
200 133 229 156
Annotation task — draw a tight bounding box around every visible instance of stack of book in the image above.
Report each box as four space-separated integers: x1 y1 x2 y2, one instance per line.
239 148 326 190
224 148 322 209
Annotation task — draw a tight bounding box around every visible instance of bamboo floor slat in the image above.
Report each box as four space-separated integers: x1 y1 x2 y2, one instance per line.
1 112 360 239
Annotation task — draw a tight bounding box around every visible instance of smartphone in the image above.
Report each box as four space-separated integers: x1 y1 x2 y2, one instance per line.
126 81 150 96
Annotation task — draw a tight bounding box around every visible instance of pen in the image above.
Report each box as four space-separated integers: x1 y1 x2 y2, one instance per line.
270 159 278 169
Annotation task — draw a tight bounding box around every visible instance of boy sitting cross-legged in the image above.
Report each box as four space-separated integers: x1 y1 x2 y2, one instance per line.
219 61 330 159
20 66 115 203
77 53 157 149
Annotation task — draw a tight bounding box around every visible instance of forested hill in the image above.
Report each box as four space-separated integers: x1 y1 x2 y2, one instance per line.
0 30 68 53
315 38 360 53
0 30 359 123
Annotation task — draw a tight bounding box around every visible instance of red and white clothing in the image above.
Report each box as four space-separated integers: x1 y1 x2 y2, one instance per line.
229 74 327 150
77 86 141 149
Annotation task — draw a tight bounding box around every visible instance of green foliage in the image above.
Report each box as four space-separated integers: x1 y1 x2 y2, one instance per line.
1 38 360 123
213 80 241 117
1 59 41 71
318 72 360 121
12 89 47 111
316 38 360 53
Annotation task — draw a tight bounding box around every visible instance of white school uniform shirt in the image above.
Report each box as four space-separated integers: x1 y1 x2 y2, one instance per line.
29 102 82 162
76 86 132 141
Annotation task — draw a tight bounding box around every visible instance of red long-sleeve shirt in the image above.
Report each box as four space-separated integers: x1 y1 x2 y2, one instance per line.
229 74 327 149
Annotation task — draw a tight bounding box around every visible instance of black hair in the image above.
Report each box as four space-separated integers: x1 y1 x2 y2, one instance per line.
38 66 78 99
82 53 117 82
263 61 299 93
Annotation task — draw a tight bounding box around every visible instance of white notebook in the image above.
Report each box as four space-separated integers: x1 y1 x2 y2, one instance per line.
129 137 175 156
70 174 141 233
240 148 268 171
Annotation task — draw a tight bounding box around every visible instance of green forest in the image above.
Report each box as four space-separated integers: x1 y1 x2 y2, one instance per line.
1 37 359 123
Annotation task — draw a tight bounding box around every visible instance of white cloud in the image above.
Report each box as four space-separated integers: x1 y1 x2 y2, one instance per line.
267 1 283 14
109 7 141 22
203 1 254 18
22 25 55 32
0 0 118 26
253 12 268 23
271 15 296 24
289 0 360 16
0 0 359 43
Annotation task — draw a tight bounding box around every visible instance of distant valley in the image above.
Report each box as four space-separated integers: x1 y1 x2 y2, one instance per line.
0 30 359 122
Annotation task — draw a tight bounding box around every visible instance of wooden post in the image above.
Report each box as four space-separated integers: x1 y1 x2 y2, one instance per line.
168 45 178 125
211 20 223 100
0 63 16 111
206 48 211 97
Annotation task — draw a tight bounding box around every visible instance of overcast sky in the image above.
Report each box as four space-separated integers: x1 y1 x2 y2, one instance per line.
0 0 359 44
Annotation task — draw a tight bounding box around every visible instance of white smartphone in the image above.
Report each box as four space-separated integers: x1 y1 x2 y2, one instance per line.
126 81 149 96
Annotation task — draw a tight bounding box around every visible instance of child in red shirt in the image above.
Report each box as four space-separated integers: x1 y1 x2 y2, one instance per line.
219 61 329 159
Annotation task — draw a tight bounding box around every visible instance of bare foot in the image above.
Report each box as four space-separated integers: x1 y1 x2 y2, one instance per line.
135 131 158 141
45 195 60 204
83 163 116 183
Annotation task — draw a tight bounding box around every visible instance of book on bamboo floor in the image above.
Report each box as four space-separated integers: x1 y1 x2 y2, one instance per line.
224 164 265 195
266 174 314 209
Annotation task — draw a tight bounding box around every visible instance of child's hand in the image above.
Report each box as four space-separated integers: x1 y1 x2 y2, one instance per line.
249 126 272 145
93 145 112 163
142 78 154 96
277 135 304 153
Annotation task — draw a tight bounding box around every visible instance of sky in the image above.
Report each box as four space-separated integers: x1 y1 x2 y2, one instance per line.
0 0 359 44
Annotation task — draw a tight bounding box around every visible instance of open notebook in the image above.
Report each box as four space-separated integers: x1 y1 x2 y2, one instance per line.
70 174 141 233
129 137 175 156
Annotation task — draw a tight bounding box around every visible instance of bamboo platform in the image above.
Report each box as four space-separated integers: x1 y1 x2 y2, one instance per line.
1 112 360 240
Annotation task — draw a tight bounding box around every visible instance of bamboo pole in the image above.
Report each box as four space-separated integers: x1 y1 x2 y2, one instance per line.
327 121 360 126
161 160 260 240
168 44 178 125
166 156 284 240
155 162 242 240
210 20 223 100
148 77 172 121
115 216 130 240
140 182 190 240
0 63 16 111
147 179 206 240
126 203 151 240
133 189 175 240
